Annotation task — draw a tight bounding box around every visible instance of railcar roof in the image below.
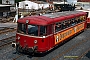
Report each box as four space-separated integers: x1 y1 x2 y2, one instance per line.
17 11 86 25
42 11 84 18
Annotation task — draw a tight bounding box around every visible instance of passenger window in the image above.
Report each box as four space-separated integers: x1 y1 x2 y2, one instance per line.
76 17 79 23
55 22 61 32
68 20 71 27
71 18 75 26
83 16 86 21
80 16 85 21
78 17 81 23
62 22 66 29
79 16 83 22
65 21 68 28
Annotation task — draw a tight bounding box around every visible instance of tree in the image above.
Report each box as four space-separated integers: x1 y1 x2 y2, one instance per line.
15 0 24 3
0 0 2 4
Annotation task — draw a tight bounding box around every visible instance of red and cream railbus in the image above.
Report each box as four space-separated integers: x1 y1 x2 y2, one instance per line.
12 11 87 53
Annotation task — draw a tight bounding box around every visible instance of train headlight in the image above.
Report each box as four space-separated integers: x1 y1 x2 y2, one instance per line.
26 20 29 23
43 36 45 38
34 40 37 44
12 42 16 48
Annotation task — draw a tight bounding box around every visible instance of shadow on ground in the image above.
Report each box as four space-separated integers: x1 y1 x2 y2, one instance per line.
86 51 90 59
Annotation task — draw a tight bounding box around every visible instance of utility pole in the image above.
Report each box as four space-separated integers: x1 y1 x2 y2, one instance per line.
13 3 18 22
64 0 65 4
16 3 18 22
0 0 2 4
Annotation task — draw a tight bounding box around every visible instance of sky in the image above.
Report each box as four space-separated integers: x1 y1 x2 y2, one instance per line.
67 0 77 4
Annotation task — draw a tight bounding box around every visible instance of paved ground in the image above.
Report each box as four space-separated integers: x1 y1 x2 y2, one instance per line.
0 22 16 40
0 23 17 29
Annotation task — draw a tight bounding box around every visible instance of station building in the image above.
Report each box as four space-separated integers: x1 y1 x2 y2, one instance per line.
0 4 15 17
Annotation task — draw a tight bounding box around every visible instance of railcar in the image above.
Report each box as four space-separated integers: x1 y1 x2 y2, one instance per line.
12 11 87 54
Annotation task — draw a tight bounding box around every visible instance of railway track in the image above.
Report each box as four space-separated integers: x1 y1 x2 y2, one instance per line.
0 36 15 48
0 45 15 59
0 28 16 35
0 20 10 23
76 48 90 60
0 36 16 59
12 54 24 60
0 17 14 23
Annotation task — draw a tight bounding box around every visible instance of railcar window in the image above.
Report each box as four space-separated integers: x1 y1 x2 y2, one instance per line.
83 16 86 21
80 16 85 21
74 18 77 24
55 22 61 32
80 16 82 22
62 22 66 29
17 23 26 34
78 17 81 23
71 18 76 26
76 17 80 23
64 21 68 28
68 20 71 27
40 26 46 36
54 15 86 33
28 25 38 36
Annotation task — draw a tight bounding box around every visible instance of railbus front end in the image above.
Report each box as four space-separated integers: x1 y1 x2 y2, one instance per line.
11 15 55 54
15 23 54 53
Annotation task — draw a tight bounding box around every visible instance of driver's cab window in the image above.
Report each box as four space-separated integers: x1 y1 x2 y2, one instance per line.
28 25 38 36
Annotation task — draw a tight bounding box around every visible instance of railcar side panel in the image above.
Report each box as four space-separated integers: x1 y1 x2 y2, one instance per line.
54 22 85 45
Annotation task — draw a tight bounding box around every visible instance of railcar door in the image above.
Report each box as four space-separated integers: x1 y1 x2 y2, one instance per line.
47 24 54 49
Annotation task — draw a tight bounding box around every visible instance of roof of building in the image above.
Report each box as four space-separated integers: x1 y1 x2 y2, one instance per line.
78 0 90 2
0 4 13 7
